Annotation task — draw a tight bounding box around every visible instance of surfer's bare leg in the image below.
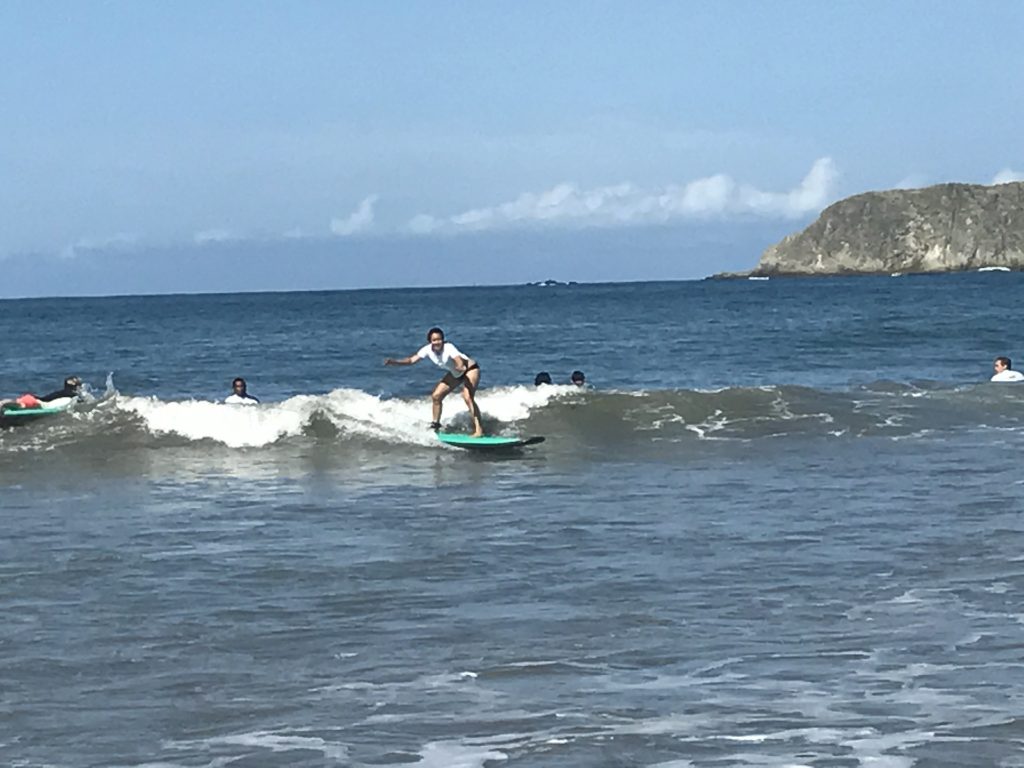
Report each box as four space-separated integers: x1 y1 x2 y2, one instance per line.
460 368 484 436
431 377 455 427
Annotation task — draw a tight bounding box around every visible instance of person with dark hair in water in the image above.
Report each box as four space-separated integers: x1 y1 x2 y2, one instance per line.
991 356 1024 382
385 327 484 436
534 371 552 386
40 376 84 402
225 377 260 404
570 370 586 387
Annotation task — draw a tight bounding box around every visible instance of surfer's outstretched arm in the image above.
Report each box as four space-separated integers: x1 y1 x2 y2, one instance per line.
384 355 420 366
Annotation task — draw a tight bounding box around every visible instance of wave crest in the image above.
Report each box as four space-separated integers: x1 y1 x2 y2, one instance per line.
1 382 1022 455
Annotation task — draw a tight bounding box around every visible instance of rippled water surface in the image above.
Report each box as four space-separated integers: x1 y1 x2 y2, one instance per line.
2 274 1023 766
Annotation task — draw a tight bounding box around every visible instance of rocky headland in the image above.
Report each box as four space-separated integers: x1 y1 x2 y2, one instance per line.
715 181 1024 277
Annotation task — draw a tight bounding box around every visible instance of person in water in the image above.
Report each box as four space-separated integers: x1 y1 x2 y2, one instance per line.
570 370 586 387
40 376 84 402
225 377 260 404
1 376 83 412
385 327 484 436
534 371 553 386
991 356 1024 382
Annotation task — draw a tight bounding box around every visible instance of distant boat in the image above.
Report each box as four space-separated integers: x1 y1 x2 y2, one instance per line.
526 279 577 287
747 276 770 281
890 272 903 277
977 266 1011 272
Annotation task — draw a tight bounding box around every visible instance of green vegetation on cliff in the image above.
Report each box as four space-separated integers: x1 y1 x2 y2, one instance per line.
718 181 1024 277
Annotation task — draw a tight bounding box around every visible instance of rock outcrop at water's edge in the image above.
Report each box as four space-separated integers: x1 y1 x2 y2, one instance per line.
713 181 1024 277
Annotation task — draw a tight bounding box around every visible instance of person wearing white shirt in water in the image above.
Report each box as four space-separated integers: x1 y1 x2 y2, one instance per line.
225 377 260 404
991 357 1024 382
384 327 484 436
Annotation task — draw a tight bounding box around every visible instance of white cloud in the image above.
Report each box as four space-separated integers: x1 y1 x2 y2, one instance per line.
193 228 240 244
991 168 1024 185
406 158 838 234
60 233 138 259
330 194 378 236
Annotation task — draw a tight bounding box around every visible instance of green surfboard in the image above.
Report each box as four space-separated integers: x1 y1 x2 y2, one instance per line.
0 398 74 428
436 432 545 450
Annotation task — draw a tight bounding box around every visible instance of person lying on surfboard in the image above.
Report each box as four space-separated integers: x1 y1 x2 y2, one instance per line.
384 327 484 437
0 393 44 413
0 376 83 412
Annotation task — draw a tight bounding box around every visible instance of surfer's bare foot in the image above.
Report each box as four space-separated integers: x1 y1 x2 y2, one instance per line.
429 421 441 431
470 430 484 437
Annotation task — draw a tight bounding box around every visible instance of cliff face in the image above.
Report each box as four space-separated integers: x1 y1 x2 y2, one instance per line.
749 181 1024 276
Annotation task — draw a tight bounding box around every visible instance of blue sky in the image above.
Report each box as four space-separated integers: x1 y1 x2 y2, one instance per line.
1 1 1022 296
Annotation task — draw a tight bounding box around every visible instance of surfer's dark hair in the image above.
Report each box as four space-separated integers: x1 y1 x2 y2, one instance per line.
996 356 1012 369
427 327 445 341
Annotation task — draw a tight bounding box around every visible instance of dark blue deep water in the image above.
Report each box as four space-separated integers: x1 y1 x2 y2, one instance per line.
2 274 1024 767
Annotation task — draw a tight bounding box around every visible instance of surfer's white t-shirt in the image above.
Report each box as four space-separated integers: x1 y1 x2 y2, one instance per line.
416 342 467 376
225 393 260 405
991 369 1024 382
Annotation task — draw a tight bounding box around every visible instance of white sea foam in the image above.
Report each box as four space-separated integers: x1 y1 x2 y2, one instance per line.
316 385 560 445
608 712 707 737
711 756 813 768
476 384 571 422
163 730 350 766
209 731 350 759
416 740 507 767
684 409 729 439
843 728 932 767
890 588 930 605
114 384 563 448
315 388 439 446
118 395 313 447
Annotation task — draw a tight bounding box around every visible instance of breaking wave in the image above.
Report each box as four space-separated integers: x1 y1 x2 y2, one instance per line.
2 379 1023 459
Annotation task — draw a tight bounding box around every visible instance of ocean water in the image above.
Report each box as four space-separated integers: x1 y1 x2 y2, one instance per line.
2 274 1024 767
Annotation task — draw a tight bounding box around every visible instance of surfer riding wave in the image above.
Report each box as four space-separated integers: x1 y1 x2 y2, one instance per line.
384 327 484 437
